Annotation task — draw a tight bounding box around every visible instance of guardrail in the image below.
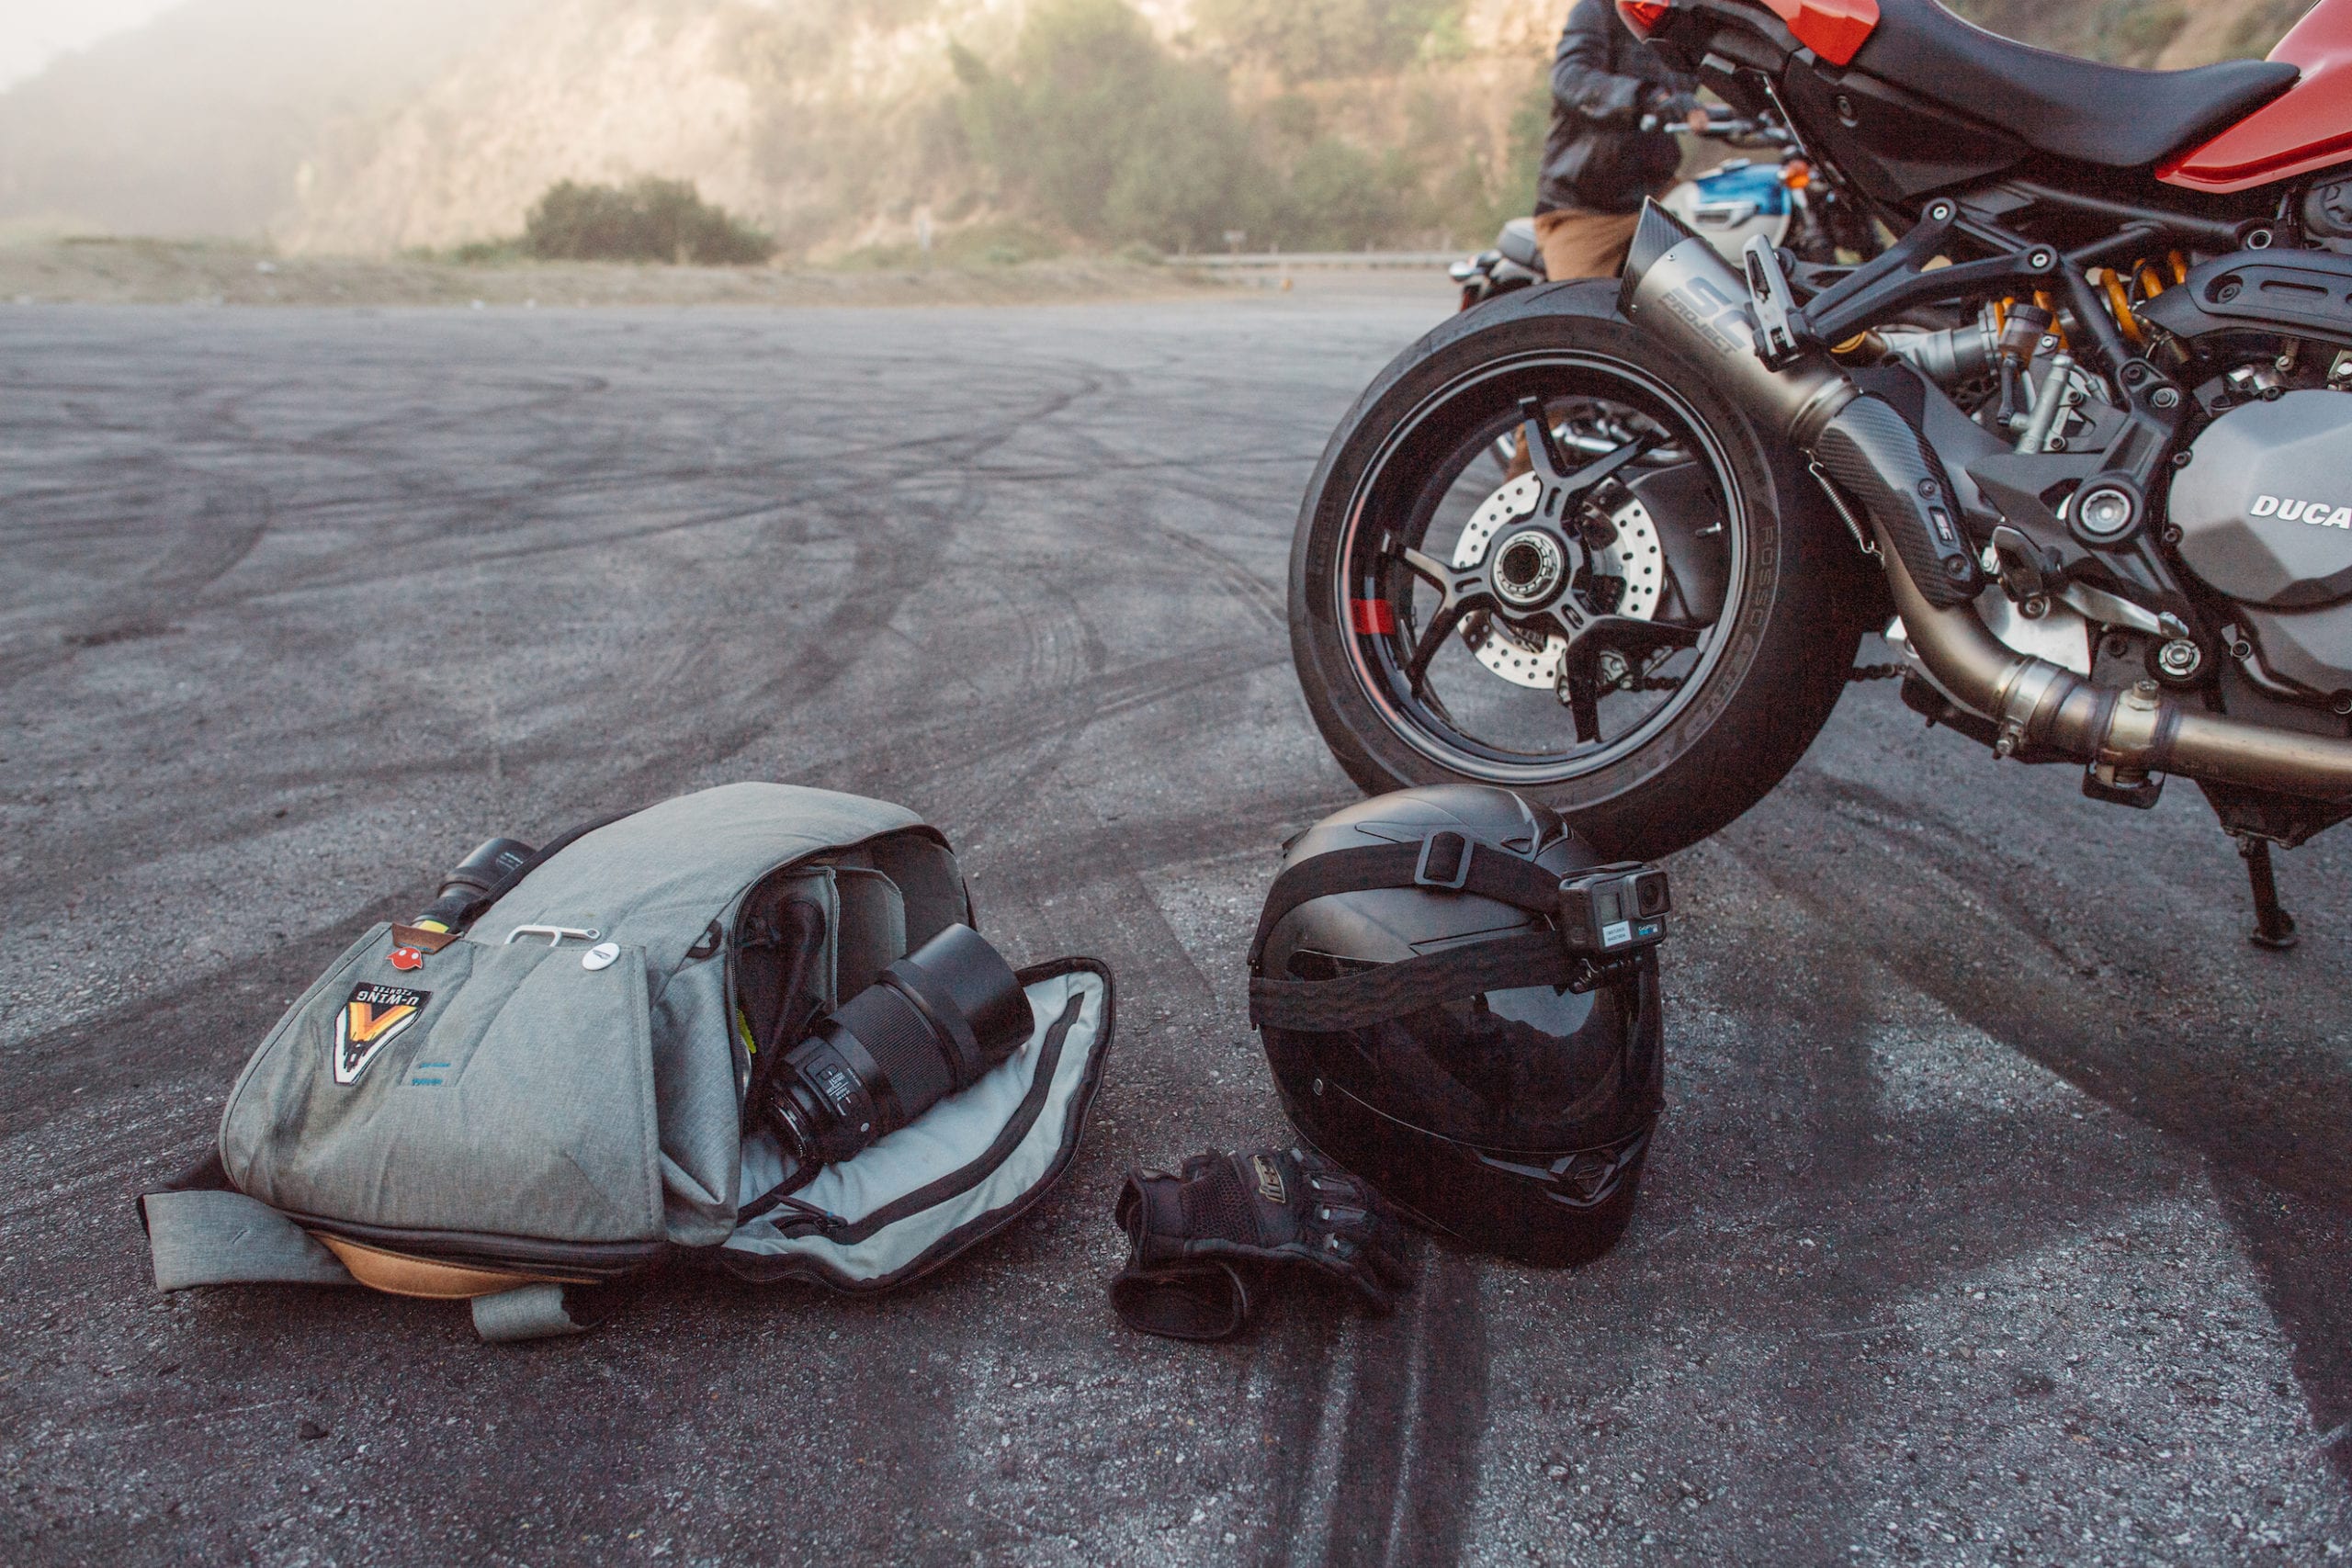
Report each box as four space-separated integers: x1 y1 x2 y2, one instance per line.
1181 251 1460 270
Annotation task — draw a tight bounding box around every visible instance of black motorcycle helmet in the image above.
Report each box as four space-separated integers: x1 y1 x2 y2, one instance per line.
1248 784 1664 1266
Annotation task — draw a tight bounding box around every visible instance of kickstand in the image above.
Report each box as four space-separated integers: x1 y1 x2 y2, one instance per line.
2237 836 2300 951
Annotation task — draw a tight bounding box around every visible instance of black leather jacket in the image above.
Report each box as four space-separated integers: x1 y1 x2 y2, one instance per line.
1535 0 1699 216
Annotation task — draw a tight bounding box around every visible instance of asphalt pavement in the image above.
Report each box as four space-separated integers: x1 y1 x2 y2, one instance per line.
4 283 2350 1567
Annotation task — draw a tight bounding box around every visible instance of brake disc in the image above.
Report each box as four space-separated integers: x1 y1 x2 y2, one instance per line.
1451 474 1662 690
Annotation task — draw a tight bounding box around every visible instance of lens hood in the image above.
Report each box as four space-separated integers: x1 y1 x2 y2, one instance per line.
884 923 1035 1086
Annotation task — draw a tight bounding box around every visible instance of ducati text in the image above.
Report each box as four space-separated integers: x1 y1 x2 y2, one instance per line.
2249 494 2352 528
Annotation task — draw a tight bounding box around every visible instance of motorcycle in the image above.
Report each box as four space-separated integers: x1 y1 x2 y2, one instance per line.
1452 107 1869 310
1289 0 2352 942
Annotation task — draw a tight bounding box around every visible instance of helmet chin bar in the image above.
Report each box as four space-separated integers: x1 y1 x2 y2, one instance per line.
1618 199 2352 809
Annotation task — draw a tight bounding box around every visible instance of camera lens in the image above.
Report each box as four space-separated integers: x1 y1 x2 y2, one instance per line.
766 924 1033 1167
1634 870 1670 918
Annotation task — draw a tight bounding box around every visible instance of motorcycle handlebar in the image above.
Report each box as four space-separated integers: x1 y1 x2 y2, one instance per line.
1637 110 1790 145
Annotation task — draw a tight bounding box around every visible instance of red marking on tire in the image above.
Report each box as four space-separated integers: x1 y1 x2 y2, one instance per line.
1350 598 1396 635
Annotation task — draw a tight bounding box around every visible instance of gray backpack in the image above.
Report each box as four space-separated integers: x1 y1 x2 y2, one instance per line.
139 783 1115 1342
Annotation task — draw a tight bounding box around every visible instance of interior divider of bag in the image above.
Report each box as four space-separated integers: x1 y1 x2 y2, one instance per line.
831 867 906 998
726 830 967 1134
865 835 971 948
729 866 838 1088
727 849 920 1068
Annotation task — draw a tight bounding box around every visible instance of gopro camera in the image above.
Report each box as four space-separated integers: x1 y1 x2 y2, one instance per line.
1556 862 1670 954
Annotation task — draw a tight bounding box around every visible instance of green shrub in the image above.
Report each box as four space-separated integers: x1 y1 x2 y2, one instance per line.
2216 0 2310 60
448 239 522 265
951 0 1522 253
1427 79 1547 247
952 0 1274 252
1195 0 1462 83
1278 139 1414 250
522 178 775 265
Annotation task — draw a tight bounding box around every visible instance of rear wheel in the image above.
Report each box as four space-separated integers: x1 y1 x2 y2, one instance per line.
1287 281 1876 859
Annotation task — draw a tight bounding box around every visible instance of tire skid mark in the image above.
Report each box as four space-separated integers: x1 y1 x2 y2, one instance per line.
2212 1172 2352 1486
798 640 1282 811
1269 1314 1355 1568
1039 382 1297 635
0 477 272 688
244 371 616 453
0 302 1481 1562
1265 1247 1490 1568
1758 764 2352 1201
935 324 1496 1562
1623 850 2222 1551
1717 757 2352 1491
5 355 1117 942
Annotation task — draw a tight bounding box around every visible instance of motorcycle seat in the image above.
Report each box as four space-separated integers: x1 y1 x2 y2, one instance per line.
1851 0 2300 169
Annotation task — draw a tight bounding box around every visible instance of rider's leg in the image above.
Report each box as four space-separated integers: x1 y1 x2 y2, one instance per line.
1503 211 1648 479
1533 210 1643 283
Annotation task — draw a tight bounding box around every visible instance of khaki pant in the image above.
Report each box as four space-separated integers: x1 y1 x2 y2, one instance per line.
1534 209 1643 282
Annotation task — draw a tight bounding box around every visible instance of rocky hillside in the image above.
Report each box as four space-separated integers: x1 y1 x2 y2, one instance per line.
277 0 1573 256
0 0 2315 255
0 0 531 243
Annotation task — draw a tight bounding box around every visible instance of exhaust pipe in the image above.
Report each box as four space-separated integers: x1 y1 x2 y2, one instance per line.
1617 202 2352 806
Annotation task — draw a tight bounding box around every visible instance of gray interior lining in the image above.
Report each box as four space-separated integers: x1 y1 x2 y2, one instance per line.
831 868 907 1001
865 836 970 949
726 968 1107 1277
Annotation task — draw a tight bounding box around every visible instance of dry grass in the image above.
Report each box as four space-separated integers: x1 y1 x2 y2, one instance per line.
0 237 1220 308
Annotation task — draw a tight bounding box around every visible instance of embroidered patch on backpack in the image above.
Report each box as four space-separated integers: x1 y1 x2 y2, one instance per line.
334 983 429 1086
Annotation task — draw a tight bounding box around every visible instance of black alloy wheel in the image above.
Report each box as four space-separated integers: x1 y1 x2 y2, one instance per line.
1288 281 1880 859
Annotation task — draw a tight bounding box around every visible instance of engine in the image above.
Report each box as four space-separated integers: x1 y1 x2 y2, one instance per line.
2169 389 2352 698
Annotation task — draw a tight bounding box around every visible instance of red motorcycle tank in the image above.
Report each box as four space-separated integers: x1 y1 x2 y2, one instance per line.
2161 0 2352 195
1620 0 1880 66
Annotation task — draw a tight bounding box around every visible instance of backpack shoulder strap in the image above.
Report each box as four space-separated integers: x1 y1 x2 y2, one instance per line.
139 1155 356 1292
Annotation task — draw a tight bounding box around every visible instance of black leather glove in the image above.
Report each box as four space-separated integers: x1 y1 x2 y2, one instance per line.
1109 1147 1412 1340
1640 84 1700 121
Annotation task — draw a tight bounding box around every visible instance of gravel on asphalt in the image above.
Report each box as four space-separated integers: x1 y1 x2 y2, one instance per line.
3 288 2347 1566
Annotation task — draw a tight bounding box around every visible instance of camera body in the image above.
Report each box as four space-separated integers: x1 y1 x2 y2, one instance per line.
1555 862 1670 954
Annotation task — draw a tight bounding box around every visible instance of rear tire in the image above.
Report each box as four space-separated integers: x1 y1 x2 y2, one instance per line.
1288 280 1878 860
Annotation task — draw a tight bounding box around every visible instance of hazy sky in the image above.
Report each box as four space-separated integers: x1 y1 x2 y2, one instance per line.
0 0 179 92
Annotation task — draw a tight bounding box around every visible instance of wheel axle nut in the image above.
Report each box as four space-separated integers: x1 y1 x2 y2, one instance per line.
1490 531 1566 609
2075 486 2136 539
